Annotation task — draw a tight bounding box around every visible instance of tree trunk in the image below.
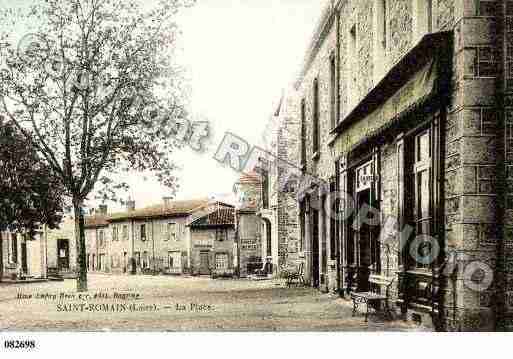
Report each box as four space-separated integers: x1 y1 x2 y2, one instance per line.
0 230 4 283
73 200 88 292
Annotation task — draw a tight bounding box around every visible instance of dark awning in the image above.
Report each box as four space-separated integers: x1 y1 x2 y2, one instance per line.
331 31 452 156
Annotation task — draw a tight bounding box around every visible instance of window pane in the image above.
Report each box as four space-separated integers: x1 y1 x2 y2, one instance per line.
417 131 430 162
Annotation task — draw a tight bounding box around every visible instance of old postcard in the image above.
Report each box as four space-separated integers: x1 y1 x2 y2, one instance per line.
0 0 510 349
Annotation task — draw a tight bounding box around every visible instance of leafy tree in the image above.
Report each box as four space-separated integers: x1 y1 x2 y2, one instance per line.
0 0 194 291
0 116 64 282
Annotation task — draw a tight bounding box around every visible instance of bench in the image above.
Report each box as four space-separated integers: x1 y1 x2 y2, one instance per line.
350 275 395 322
284 262 305 288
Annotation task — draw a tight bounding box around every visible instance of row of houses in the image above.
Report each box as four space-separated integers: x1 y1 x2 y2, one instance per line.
255 0 513 331
1 172 266 281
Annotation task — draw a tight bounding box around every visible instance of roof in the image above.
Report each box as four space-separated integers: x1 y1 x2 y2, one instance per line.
189 207 235 228
84 215 109 228
236 172 262 185
108 198 211 222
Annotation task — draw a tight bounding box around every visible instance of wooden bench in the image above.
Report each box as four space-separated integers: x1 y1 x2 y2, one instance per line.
350 275 395 322
284 262 305 288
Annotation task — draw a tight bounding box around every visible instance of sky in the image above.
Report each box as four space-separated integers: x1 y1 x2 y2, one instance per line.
0 0 324 210
122 0 323 209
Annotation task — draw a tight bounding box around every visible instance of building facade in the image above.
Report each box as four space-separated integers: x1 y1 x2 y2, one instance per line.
1 229 46 280
259 94 301 277
286 0 513 331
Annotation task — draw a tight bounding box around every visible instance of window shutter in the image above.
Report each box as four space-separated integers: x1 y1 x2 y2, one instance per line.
397 134 405 267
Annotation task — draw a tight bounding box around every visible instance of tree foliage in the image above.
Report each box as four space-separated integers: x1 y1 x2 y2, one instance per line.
0 0 195 290
0 117 64 233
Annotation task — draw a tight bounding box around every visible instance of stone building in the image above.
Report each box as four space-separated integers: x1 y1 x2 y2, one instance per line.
233 173 264 277
44 198 237 277
1 229 46 280
259 93 301 277
287 0 513 331
188 205 236 276
44 215 77 277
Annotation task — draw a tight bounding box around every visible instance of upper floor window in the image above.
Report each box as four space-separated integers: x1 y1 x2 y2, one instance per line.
262 169 270 209
348 24 358 110
373 0 388 82
166 223 176 241
312 78 320 156
122 225 128 241
140 224 147 241
300 99 307 168
413 0 433 42
112 226 118 241
216 228 228 242
329 53 337 129
98 230 105 247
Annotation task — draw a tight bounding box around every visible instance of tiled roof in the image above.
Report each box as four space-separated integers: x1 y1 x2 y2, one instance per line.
84 215 109 228
108 198 210 222
237 171 262 185
189 207 235 228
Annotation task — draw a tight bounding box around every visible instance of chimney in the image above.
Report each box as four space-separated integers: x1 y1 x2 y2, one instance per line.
126 200 135 212
98 205 108 215
163 197 173 207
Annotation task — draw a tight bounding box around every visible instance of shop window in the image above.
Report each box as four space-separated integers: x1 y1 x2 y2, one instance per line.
215 253 229 270
312 78 320 155
410 130 433 269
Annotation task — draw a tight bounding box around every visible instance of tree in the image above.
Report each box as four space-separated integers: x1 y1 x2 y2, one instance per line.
0 0 194 291
0 117 64 282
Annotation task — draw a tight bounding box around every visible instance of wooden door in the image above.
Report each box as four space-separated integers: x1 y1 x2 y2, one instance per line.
199 251 210 275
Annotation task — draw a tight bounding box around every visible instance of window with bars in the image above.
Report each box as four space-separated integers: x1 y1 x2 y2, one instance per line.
215 253 229 270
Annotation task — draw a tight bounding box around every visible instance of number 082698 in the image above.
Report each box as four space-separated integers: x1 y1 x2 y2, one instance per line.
3 340 36 350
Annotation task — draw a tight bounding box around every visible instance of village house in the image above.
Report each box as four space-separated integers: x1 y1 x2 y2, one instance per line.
233 172 265 277
44 198 239 277
188 204 236 277
1 229 46 280
280 0 512 331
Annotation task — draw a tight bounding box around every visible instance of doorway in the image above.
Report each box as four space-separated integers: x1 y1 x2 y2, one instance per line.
311 208 320 288
199 251 210 275
353 160 380 292
57 238 70 270
21 242 27 274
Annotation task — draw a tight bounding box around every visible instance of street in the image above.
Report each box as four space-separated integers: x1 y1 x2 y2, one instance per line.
0 274 427 331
